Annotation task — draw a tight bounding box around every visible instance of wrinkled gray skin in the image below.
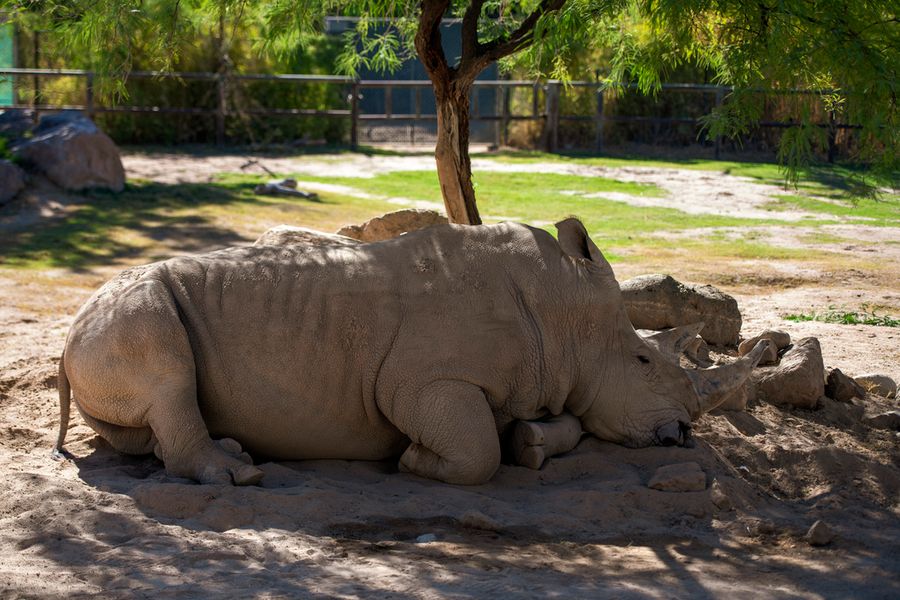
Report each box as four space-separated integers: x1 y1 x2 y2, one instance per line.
56 219 766 485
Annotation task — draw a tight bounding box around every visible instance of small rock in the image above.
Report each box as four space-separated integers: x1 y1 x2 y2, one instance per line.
254 225 359 247
647 462 707 492
710 479 733 511
459 510 502 532
825 368 867 402
338 209 448 242
853 374 897 399
863 411 900 431
753 337 825 409
718 379 756 412
0 159 26 206
739 330 789 365
806 520 833 546
620 274 742 347
415 533 438 544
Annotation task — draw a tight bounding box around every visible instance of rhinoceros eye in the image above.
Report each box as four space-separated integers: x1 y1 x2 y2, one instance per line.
637 354 651 364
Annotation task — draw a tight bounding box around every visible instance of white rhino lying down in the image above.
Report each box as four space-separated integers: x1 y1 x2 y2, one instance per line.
55 218 768 485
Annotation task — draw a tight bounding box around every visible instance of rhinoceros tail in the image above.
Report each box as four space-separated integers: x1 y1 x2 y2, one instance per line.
52 351 71 460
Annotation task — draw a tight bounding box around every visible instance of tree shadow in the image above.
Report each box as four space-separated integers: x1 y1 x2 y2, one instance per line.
0 180 288 271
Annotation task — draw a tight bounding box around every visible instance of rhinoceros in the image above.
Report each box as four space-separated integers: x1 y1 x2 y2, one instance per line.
55 218 767 485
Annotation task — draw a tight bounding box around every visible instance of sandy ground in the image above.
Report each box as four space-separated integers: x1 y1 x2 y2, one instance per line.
0 150 898 598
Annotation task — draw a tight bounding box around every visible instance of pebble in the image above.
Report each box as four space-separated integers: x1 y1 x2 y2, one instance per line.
415 533 438 544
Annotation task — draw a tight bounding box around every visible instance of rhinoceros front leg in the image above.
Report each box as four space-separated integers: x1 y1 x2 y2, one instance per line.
510 412 583 470
389 381 500 485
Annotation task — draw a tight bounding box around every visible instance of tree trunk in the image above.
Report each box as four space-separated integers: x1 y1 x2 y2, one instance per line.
434 84 482 225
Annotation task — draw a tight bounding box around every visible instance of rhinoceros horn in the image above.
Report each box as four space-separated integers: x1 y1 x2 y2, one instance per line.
684 340 770 417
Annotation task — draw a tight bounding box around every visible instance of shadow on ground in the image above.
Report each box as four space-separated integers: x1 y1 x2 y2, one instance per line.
0 181 273 271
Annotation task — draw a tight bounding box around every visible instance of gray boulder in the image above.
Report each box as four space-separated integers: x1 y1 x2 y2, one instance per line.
13 113 125 192
254 225 359 247
337 208 448 242
0 160 26 206
753 337 825 409
620 274 741 347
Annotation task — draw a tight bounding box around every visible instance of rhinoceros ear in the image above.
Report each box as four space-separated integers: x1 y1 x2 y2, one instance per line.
555 218 614 277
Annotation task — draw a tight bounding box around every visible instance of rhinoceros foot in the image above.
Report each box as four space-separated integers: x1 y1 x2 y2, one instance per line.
167 438 263 486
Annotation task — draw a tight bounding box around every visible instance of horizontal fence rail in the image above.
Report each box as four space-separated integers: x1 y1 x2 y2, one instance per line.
0 68 855 158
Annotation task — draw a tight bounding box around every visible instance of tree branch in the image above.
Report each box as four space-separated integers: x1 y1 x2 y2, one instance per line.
461 0 487 64
415 0 453 89
481 0 568 62
457 0 568 82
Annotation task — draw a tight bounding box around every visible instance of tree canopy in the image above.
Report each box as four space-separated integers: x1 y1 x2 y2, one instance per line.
4 1 897 209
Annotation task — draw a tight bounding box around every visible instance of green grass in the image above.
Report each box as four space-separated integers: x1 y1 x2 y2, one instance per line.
291 169 779 237
764 194 900 225
1 151 894 271
783 306 900 327
477 150 896 203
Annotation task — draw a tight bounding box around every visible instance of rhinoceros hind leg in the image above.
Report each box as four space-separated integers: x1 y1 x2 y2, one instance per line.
146 384 263 486
393 382 500 485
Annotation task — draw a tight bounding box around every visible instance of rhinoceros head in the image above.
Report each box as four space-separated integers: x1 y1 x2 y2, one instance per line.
555 219 768 448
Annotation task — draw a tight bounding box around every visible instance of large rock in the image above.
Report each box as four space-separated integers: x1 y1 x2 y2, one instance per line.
753 337 825 409
620 274 741 346
0 160 26 206
254 225 359 247
337 209 448 242
13 113 125 192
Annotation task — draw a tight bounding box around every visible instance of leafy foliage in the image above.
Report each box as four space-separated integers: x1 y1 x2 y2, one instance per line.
3 0 896 184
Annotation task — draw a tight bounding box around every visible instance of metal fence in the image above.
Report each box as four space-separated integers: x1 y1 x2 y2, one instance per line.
0 68 854 159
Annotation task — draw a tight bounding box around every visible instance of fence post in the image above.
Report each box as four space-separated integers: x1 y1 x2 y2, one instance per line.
216 73 226 146
594 86 605 154
350 79 360 150
543 80 560 153
85 72 95 120
714 87 724 160
827 109 837 164
501 85 510 147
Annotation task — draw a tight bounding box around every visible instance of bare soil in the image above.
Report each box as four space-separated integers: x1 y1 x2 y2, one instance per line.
0 151 897 598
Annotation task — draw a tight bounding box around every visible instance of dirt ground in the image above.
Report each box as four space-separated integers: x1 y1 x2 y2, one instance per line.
0 151 898 598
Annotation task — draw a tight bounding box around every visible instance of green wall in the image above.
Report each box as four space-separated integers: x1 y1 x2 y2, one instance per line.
0 21 13 106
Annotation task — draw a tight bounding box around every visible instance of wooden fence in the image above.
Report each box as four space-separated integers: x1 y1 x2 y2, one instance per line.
0 68 854 159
